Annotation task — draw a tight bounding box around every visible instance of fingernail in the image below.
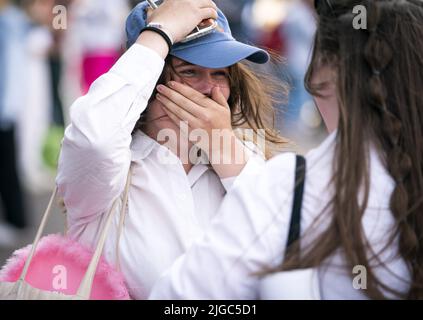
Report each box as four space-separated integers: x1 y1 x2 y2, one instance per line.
157 85 165 92
156 93 162 100
168 81 175 88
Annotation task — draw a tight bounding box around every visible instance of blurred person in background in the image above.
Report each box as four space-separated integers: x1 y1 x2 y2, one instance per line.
243 0 287 49
239 0 324 153
16 0 61 194
0 0 29 245
278 0 320 137
49 1 70 128
60 0 130 124
214 0 253 42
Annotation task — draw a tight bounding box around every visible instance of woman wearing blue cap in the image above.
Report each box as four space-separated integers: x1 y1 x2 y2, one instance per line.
56 0 286 299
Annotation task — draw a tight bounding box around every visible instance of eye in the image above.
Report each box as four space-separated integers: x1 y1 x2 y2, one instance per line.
178 69 197 77
212 71 229 78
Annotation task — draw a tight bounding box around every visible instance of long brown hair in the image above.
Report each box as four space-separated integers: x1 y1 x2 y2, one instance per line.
280 0 423 299
134 56 288 159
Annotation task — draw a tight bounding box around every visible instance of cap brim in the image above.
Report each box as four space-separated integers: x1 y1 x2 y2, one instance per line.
170 40 270 69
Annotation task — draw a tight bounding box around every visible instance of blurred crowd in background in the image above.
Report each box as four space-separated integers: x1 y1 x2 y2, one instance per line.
0 0 326 247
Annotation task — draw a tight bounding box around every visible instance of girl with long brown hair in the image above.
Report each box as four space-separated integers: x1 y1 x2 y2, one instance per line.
150 0 423 299
56 0 286 299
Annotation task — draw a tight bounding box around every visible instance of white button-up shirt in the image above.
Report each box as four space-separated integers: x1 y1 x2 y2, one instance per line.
56 44 265 299
149 131 411 300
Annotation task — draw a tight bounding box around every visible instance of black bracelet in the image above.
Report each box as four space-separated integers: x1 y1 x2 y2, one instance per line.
140 26 173 52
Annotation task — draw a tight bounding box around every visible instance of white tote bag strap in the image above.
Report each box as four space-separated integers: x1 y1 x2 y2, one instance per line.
75 167 132 299
18 187 58 283
115 174 130 272
17 166 132 300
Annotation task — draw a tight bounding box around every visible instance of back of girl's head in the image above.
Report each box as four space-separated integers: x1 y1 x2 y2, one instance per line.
300 0 423 299
308 0 423 153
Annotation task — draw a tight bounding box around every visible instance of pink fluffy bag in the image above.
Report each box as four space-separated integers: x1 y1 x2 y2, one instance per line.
0 169 132 300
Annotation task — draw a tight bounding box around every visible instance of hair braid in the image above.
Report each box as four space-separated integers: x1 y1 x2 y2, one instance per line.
363 0 420 298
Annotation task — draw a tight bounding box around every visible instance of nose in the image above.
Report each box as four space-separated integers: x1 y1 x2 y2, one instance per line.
190 73 217 97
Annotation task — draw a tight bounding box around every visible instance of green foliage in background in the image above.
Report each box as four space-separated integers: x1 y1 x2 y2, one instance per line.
42 125 64 172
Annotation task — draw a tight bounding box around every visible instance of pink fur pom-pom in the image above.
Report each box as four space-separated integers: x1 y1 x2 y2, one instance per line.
0 234 130 300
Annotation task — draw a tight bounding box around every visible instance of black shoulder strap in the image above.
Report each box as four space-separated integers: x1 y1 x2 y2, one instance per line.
285 155 306 255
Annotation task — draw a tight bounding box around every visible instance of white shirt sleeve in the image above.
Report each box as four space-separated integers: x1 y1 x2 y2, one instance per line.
56 44 164 226
220 154 264 192
149 153 297 299
220 140 266 192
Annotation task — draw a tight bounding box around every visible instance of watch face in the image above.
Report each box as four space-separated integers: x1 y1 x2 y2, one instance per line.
151 0 164 7
182 19 218 43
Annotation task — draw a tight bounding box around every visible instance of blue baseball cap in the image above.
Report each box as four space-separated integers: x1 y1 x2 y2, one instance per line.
125 1 270 68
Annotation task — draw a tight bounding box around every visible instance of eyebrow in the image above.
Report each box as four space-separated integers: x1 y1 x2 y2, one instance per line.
172 60 229 71
173 61 195 68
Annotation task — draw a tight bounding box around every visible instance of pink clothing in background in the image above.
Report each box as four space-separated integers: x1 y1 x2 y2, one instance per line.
82 50 121 93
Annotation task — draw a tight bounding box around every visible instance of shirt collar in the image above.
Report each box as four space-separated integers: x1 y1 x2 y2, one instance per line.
130 130 157 161
131 130 211 186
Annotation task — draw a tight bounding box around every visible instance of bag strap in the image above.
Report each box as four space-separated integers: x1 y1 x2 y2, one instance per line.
285 155 306 259
61 188 127 272
75 167 132 299
114 172 131 273
18 187 58 284
17 166 132 300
